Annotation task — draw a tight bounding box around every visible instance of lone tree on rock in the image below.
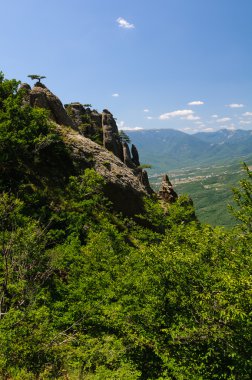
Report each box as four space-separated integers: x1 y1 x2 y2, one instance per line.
27 74 46 83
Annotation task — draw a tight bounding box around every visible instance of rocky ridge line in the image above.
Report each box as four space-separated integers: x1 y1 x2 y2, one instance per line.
19 82 177 212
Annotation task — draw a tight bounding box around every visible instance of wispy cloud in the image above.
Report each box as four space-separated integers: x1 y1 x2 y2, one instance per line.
120 127 143 131
187 100 204 106
116 17 135 29
143 108 149 113
211 114 218 118
226 103 244 108
226 125 237 131
240 120 252 125
202 127 214 132
112 93 119 97
159 109 194 120
146 116 153 120
183 114 200 121
243 112 252 116
217 117 231 123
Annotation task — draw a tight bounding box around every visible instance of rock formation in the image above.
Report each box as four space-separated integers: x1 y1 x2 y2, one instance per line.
102 109 123 161
137 169 153 195
158 174 178 203
57 125 148 215
131 144 140 167
64 102 103 142
21 82 75 127
123 142 135 168
20 81 178 213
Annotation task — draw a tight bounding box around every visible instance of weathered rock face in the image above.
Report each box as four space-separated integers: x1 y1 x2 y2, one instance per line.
134 168 153 195
21 82 157 213
123 142 135 168
131 144 140 167
58 126 148 215
102 109 123 161
28 83 75 127
158 174 178 203
65 102 86 126
64 102 103 143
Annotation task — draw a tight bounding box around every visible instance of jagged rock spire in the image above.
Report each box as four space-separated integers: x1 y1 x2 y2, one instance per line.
123 142 135 168
158 174 178 203
102 110 123 161
131 144 140 166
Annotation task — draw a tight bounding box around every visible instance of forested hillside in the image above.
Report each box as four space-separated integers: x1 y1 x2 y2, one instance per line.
0 73 251 380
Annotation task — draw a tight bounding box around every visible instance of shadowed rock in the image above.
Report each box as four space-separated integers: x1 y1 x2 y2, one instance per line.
102 109 123 161
131 144 140 166
138 169 153 195
123 142 135 168
158 174 178 203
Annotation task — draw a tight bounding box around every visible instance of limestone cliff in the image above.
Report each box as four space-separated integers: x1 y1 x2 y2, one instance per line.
20 81 177 214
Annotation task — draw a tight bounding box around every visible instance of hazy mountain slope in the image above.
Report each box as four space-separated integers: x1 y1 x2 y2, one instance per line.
127 128 252 172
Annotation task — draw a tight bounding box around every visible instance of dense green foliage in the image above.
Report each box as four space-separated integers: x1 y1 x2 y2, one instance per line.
0 74 251 379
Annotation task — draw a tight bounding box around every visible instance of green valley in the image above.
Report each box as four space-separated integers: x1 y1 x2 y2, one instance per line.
149 157 252 227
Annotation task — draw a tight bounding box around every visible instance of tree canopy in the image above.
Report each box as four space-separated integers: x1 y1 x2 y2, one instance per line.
27 74 46 83
0 73 251 379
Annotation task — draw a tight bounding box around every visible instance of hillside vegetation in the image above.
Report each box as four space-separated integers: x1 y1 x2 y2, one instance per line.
127 129 252 227
0 74 251 379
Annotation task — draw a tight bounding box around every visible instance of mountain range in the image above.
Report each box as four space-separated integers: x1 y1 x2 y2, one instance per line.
126 128 252 173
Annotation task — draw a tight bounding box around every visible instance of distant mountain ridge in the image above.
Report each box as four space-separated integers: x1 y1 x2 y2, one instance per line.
126 128 252 172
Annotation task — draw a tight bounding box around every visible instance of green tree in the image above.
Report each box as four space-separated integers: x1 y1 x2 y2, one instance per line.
119 130 131 144
229 162 252 231
27 74 46 83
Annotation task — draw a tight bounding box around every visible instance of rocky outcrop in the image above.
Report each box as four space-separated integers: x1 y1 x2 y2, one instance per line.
102 109 123 161
21 81 179 212
22 82 75 127
64 102 103 143
57 126 148 215
158 174 178 203
137 169 153 195
131 144 140 167
65 102 86 126
123 142 135 168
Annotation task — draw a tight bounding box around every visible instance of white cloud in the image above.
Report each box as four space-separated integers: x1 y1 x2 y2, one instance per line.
240 120 252 125
217 117 231 123
146 116 153 120
112 93 119 97
159 109 194 120
226 125 237 131
120 127 143 131
143 108 149 113
116 17 135 29
202 127 214 132
226 103 244 108
180 127 196 132
211 114 218 118
182 114 200 121
187 100 204 106
243 112 252 117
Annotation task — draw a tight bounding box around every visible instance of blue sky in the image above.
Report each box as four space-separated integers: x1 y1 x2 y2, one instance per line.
1 0 252 133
